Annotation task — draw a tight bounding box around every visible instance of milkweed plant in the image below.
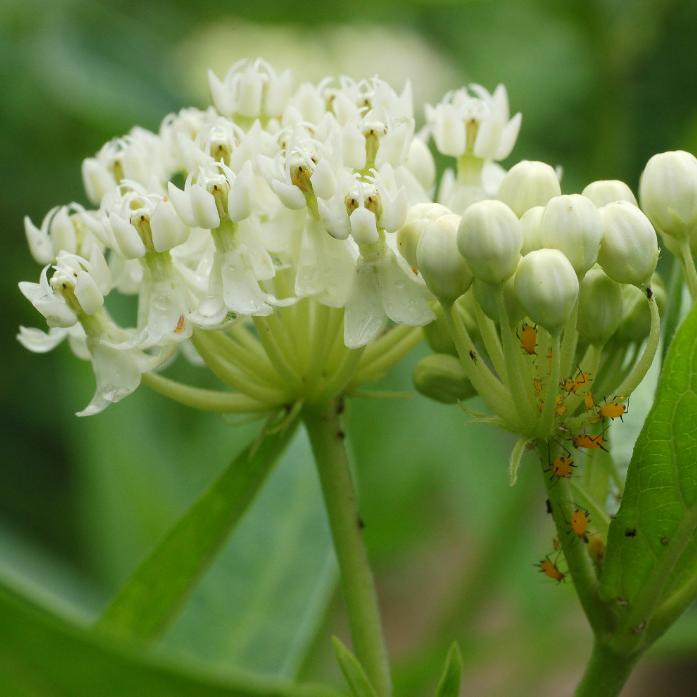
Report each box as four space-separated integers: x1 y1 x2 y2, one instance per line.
17 58 697 696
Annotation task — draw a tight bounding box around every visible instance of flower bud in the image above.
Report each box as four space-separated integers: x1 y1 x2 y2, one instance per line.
539 194 602 276
639 150 697 240
520 206 545 254
397 203 451 268
413 353 476 404
582 180 637 208
514 249 579 332
423 304 457 355
457 200 522 284
577 266 623 345
614 273 666 343
416 214 473 303
598 201 658 285
497 160 561 217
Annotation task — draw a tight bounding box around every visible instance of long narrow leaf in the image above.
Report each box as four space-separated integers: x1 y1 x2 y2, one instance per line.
96 421 298 640
0 578 340 697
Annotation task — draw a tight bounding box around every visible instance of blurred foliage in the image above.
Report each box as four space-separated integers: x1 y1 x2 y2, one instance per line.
2 0 697 695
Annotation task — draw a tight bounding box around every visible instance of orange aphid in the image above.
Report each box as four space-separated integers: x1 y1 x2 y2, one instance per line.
561 370 592 394
555 394 567 417
549 455 576 479
570 509 591 543
533 377 543 396
519 322 538 355
175 314 186 334
598 399 628 421
572 433 608 451
537 557 565 583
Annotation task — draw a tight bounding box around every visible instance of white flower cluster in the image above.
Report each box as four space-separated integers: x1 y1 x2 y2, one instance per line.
20 57 678 426
20 59 520 416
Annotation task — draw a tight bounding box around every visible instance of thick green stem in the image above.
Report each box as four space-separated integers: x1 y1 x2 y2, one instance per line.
303 402 392 696
574 642 637 697
539 444 610 636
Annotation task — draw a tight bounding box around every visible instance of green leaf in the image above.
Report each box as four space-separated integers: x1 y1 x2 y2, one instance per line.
163 428 337 677
0 576 340 697
434 643 463 697
600 303 697 651
96 421 298 641
331 637 378 697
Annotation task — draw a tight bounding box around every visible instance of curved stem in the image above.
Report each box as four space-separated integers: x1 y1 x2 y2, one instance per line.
253 316 303 392
539 443 610 636
303 401 392 696
472 300 505 378
352 327 423 385
574 642 637 697
441 301 518 427
661 254 684 364
142 373 269 413
678 238 697 301
614 297 660 399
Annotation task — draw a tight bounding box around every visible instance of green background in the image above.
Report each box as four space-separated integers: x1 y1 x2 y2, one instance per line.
2 0 697 694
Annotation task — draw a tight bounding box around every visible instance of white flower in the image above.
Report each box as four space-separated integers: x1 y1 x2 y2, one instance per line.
344 247 434 348
208 58 293 121
426 84 521 161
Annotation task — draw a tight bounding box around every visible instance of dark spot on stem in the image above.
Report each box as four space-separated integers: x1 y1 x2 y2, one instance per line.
357 516 365 531
625 528 637 538
660 536 669 545
545 499 552 514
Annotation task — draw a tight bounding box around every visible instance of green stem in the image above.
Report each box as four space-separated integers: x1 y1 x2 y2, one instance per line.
442 301 518 426
662 254 684 364
142 373 269 413
559 301 580 379
303 401 392 697
678 238 697 301
352 327 423 385
536 332 560 438
614 297 660 399
574 642 637 697
539 443 610 635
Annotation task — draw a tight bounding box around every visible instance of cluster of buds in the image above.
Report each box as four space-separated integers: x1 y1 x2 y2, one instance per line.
410 160 663 469
18 57 674 440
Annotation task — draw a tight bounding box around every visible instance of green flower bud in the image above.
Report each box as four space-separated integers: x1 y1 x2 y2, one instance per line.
514 249 579 332
397 202 451 269
417 214 473 303
473 276 524 325
615 273 666 343
497 160 561 217
424 303 457 355
577 266 623 345
413 353 476 404
539 194 602 276
598 201 658 286
582 180 637 208
457 200 522 284
639 150 697 241
520 205 545 254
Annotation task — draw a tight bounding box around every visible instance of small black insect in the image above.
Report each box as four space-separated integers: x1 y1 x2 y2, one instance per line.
625 528 637 538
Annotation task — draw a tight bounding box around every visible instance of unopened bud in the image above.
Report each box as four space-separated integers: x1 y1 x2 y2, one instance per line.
615 274 666 343
582 180 637 208
413 353 476 404
639 150 697 240
457 200 522 284
598 201 658 285
577 266 623 345
417 214 473 303
514 249 579 332
539 194 602 276
520 206 545 255
497 160 561 217
423 304 457 355
397 203 451 268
